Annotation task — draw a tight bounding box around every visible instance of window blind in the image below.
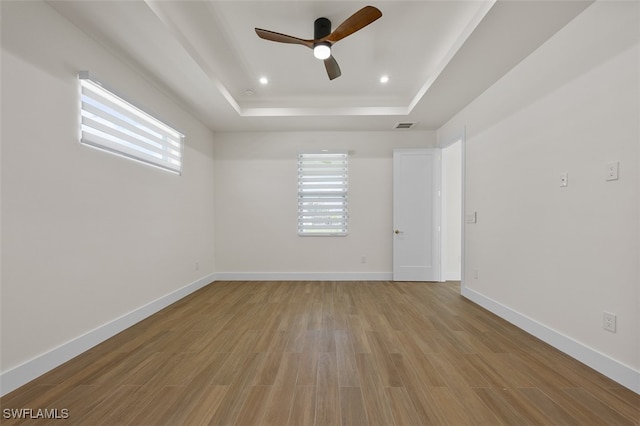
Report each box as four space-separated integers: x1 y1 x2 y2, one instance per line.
79 72 183 174
298 151 348 236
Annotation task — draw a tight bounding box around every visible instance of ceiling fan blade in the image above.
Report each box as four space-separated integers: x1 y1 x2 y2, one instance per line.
324 55 342 80
255 28 314 49
325 6 382 44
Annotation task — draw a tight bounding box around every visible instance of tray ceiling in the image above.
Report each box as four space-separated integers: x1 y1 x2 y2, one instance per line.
48 1 592 132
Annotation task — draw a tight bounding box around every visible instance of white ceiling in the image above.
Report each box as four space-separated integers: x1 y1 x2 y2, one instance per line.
48 0 592 133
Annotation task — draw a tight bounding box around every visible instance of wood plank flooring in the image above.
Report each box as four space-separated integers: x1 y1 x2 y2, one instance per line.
1 281 638 425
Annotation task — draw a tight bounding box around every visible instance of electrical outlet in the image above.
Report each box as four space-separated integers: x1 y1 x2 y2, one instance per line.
603 312 616 333
361 255 367 264
473 269 479 279
606 161 619 181
560 172 568 187
195 262 200 271
466 212 477 223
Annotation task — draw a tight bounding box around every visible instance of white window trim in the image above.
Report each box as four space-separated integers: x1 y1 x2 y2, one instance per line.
297 150 349 236
79 71 184 175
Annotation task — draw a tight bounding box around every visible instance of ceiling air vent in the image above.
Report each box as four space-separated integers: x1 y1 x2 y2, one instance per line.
394 122 415 129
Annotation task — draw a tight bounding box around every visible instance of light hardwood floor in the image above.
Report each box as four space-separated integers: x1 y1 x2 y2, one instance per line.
1 281 638 425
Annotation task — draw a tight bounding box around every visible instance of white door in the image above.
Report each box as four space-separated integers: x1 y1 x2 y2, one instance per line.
393 149 441 281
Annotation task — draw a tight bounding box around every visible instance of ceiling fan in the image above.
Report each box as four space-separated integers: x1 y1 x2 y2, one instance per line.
255 5 382 80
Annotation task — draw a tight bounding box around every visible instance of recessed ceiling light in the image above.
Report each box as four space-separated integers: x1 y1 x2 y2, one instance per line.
380 75 389 84
259 77 269 85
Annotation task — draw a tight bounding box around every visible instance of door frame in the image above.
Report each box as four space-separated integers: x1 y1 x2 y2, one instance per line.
439 127 466 289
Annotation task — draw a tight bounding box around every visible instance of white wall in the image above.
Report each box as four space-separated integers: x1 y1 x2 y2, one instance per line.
439 1 639 391
1 1 215 393
441 140 462 281
214 131 435 279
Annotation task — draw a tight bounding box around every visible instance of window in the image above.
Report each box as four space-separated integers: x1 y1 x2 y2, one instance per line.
297 151 348 236
79 71 184 174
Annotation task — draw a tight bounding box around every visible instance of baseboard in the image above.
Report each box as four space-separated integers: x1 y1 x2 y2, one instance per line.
444 271 461 281
461 286 640 394
0 273 216 397
214 272 393 281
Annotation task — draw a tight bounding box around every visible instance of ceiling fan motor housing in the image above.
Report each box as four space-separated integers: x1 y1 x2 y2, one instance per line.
314 17 331 40
313 17 332 60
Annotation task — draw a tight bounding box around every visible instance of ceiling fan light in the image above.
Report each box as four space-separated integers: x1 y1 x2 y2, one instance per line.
313 43 331 60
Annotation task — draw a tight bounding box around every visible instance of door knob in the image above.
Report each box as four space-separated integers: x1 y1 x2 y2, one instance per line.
394 229 403 234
